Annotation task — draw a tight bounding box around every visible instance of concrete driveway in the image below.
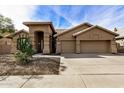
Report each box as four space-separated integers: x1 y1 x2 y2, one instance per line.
60 53 124 88
1 53 124 88
61 53 124 75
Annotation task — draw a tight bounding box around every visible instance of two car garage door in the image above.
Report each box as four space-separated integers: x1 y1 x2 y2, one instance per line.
80 40 110 53
61 40 110 53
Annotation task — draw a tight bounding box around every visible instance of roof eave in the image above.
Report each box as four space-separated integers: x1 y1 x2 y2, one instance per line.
23 22 56 33
55 22 93 37
116 36 124 40
73 25 119 37
23 22 52 26
72 26 95 37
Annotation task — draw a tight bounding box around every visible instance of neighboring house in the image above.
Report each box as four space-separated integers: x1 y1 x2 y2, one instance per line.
114 28 124 52
0 22 119 55
116 37 124 47
0 38 12 54
6 29 29 53
114 28 124 46
0 32 12 54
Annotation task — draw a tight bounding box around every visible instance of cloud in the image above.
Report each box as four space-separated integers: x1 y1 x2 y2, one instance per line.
80 6 124 29
50 5 86 27
0 5 37 30
48 5 124 29
32 6 73 29
1 5 124 31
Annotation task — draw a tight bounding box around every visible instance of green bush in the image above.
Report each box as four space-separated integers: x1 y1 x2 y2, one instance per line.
15 51 30 65
15 35 33 65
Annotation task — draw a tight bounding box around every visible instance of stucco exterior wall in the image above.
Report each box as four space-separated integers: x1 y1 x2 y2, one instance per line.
56 27 117 54
57 25 90 40
76 28 115 40
56 25 90 54
29 25 52 54
76 28 117 53
110 40 117 53
11 32 29 53
0 38 12 54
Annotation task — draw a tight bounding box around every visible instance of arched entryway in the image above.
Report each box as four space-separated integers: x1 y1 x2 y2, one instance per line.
35 31 44 53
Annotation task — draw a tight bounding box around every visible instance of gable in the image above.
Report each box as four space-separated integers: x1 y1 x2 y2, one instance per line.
15 31 28 35
56 22 92 37
57 24 92 40
12 31 29 41
76 27 116 40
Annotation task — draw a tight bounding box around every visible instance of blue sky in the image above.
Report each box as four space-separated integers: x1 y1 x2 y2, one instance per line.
0 5 124 30
31 5 124 29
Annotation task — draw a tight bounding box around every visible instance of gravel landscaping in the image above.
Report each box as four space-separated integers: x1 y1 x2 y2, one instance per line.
0 54 60 75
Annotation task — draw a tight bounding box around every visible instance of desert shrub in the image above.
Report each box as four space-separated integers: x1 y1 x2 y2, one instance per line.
15 35 33 65
15 51 29 65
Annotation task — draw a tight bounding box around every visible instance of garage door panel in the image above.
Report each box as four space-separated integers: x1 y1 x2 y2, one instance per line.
81 40 110 53
61 40 75 53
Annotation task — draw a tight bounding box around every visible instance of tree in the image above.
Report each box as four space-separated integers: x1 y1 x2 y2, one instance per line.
0 14 15 34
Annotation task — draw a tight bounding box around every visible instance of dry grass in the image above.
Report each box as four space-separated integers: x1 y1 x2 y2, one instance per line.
0 54 60 75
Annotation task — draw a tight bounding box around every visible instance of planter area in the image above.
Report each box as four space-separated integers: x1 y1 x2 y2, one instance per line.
0 54 60 75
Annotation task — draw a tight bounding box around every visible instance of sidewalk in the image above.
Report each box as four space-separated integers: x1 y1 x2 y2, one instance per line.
1 54 124 88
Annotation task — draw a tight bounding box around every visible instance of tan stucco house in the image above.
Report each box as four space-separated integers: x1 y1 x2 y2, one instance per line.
55 23 118 54
0 22 119 54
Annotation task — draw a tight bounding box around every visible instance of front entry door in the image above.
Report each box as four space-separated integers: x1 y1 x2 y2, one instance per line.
37 41 41 53
36 32 44 53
